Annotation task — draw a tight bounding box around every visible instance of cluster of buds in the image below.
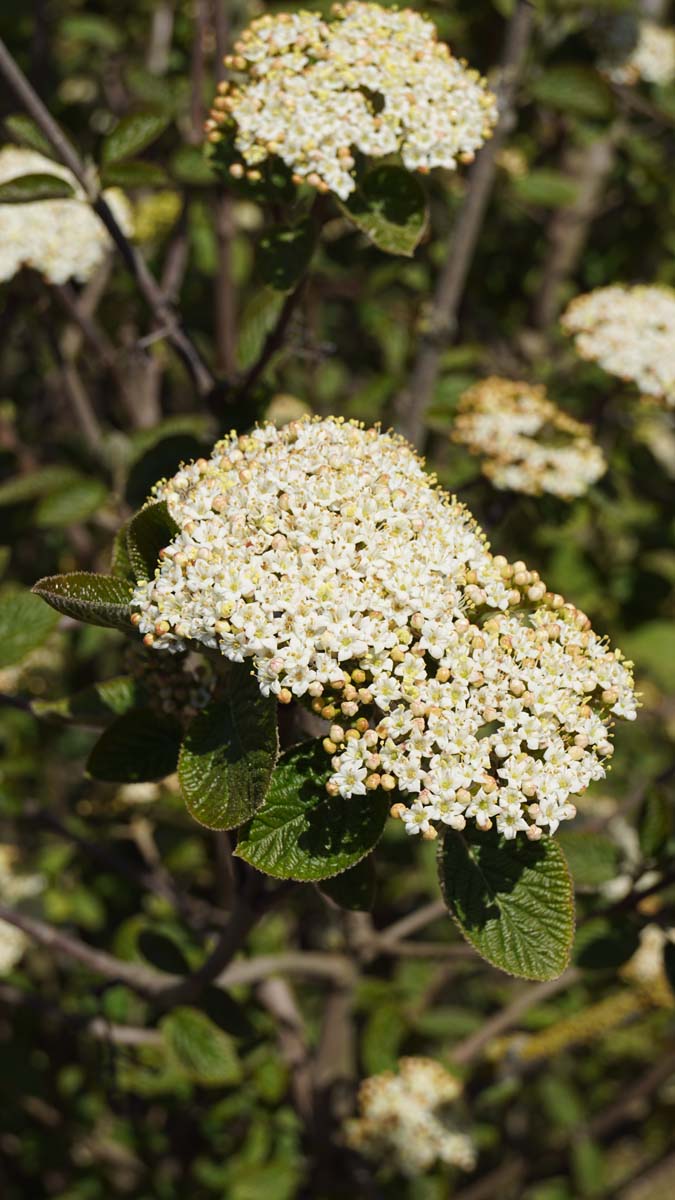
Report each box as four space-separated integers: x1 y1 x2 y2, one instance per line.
452 376 607 499
205 3 497 200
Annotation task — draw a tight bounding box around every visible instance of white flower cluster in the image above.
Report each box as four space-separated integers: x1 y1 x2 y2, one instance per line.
205 3 498 200
562 285 675 409
607 21 675 86
344 1057 475 1176
0 146 133 285
0 845 43 975
132 418 637 842
453 377 607 499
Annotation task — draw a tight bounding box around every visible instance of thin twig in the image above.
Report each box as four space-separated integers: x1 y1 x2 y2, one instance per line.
0 982 162 1047
0 35 216 398
452 967 581 1066
392 0 535 446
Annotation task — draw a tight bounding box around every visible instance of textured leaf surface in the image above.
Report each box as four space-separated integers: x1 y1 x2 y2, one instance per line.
339 165 428 257
179 669 278 830
101 111 170 164
87 709 181 782
126 501 179 583
0 591 60 668
438 827 574 980
235 739 389 881
160 1007 242 1086
32 573 132 631
0 173 75 203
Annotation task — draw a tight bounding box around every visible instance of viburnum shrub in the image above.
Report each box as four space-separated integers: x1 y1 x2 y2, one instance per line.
33 415 637 981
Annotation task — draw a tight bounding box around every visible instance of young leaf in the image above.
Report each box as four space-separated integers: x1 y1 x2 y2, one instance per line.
339 165 428 257
34 478 108 528
178 668 278 831
257 220 316 292
438 826 575 981
236 288 285 371
0 591 60 669
110 522 135 582
32 573 133 632
87 708 181 782
0 173 76 203
0 465 82 507
32 676 145 727
4 114 56 159
100 161 169 188
160 1006 242 1087
318 855 376 911
101 111 170 165
235 739 389 881
126 501 179 583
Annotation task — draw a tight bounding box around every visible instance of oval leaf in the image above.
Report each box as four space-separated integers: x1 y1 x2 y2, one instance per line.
34 478 108 528
32 675 145 727
87 708 181 782
257 220 316 292
102 111 170 165
0 173 76 203
0 466 82 507
32 573 132 631
438 826 575 981
160 1006 241 1087
4 114 56 159
530 66 614 120
339 165 428 257
235 739 389 881
178 668 278 831
126 501 179 584
0 591 60 669
100 160 169 188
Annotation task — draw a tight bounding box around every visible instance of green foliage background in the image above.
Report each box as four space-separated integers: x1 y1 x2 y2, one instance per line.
0 1 674 1198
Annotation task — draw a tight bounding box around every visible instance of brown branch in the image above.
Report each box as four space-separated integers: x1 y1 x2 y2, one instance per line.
392 0 535 447
452 967 581 1066
258 977 314 1122
0 982 162 1047
0 35 216 399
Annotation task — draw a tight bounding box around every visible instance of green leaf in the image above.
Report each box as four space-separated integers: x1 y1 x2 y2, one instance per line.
178 669 278 831
32 676 144 727
0 590 60 668
574 918 639 970
531 66 614 119
556 831 619 890
100 160 169 188
137 930 189 975
4 114 56 159
511 169 580 208
101 112 170 165
236 288 285 372
160 1006 242 1086
110 522 135 582
32 573 133 632
125 430 208 510
339 165 428 257
0 173 76 204
438 826 575 981
34 478 108 528
319 856 376 911
126 502 179 583
235 739 389 881
257 220 316 292
0 466 82 507
171 145 215 186
87 708 181 782
639 789 672 859
621 621 675 693
59 14 123 50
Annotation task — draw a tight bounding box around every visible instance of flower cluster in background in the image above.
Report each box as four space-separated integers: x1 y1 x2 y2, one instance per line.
132 418 637 843
606 20 675 86
344 1057 476 1176
124 644 217 727
562 284 675 409
0 146 132 285
205 2 498 199
452 376 607 499
0 846 43 975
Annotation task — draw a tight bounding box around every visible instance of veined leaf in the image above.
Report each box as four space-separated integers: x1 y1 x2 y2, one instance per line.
160 1006 242 1086
0 590 60 668
178 667 278 831
126 502 179 583
102 111 170 165
0 173 76 203
438 826 575 981
235 739 389 881
87 708 181 782
339 165 428 257
32 572 133 632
